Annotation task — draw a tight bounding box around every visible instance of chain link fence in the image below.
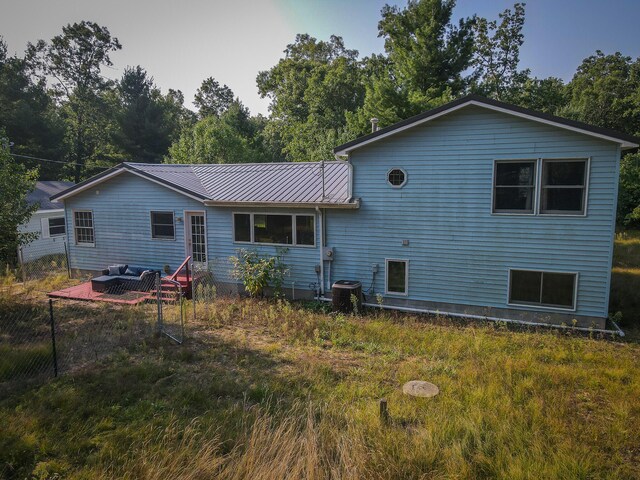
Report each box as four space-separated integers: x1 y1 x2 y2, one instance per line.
1 260 188 393
16 237 70 283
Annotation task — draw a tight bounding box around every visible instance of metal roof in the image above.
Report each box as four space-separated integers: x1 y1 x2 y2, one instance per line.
53 161 356 208
28 181 74 210
334 94 640 155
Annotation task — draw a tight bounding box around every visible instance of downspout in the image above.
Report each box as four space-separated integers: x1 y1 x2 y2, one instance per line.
316 206 324 296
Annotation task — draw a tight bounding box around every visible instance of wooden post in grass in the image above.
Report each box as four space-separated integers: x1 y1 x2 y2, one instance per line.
379 398 389 424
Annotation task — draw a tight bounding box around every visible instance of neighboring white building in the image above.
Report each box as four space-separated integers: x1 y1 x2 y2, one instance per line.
19 181 74 262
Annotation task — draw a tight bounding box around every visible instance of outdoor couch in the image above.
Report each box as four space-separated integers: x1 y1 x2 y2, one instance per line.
91 264 164 293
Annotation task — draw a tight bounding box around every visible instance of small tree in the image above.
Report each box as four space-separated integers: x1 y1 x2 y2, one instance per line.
0 135 39 266
230 249 289 298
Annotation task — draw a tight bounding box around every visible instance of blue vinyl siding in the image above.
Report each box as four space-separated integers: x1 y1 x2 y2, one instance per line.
326 106 619 319
64 172 321 291
64 172 204 272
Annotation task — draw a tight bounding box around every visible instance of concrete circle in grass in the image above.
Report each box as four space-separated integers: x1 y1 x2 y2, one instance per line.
402 380 439 398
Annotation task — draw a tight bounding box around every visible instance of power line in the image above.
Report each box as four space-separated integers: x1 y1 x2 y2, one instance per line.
9 152 111 170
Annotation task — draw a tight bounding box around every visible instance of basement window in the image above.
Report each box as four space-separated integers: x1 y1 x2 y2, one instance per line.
508 269 577 310
386 259 408 295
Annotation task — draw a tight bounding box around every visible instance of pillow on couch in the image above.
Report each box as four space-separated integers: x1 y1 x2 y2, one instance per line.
124 267 139 276
108 265 121 276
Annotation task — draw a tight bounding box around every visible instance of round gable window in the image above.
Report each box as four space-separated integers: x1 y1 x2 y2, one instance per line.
387 168 407 187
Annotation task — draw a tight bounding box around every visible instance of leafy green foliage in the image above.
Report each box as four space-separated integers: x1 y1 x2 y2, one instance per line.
257 34 365 161
111 66 186 163
562 51 640 136
194 77 235 118
0 38 66 179
618 154 640 227
471 3 526 99
378 0 475 104
230 249 289 297
167 101 280 164
0 135 38 266
27 21 122 182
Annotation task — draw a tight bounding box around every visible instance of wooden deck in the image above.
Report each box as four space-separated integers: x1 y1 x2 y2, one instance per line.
48 282 152 305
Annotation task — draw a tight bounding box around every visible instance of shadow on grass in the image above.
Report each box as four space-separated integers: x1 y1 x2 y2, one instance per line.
0 331 304 479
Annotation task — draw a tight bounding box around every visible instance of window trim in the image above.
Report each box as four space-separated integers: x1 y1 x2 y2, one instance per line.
539 158 590 217
507 268 579 312
491 157 591 217
73 209 95 248
491 159 538 216
385 258 409 296
150 211 176 241
232 212 316 248
387 168 407 188
48 216 66 237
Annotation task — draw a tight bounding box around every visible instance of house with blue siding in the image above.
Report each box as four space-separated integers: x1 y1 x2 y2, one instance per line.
51 96 639 328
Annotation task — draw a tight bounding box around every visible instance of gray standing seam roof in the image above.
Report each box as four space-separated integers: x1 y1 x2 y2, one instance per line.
28 181 74 210
124 162 352 205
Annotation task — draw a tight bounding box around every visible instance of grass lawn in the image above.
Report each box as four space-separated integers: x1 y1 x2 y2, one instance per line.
1 296 639 479
611 230 640 338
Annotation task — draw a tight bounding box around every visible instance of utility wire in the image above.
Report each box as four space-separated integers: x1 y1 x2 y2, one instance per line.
9 152 112 170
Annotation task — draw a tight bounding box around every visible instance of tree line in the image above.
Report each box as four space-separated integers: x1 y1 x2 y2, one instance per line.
1 0 640 230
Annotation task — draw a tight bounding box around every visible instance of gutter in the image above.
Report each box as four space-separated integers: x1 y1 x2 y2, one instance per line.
318 298 625 337
203 200 360 209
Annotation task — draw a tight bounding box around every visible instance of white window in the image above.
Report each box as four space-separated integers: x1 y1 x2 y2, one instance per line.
74 210 94 246
493 160 536 213
508 269 577 310
387 168 407 187
150 211 175 240
385 259 408 295
233 213 315 246
540 159 588 215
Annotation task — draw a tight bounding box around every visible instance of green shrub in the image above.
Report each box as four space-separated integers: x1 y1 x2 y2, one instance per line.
230 249 289 297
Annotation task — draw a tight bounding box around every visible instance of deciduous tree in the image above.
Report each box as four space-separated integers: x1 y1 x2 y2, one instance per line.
0 134 39 266
27 21 122 181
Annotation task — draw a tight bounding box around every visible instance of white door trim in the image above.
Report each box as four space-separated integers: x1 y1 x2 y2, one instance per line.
183 210 208 265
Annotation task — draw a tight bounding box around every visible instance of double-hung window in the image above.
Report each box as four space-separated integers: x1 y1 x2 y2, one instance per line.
493 158 589 215
74 210 94 246
540 159 588 215
233 213 315 246
493 161 536 213
150 211 175 240
508 269 577 310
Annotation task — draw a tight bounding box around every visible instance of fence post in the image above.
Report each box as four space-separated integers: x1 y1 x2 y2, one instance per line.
63 240 71 279
18 246 26 283
156 272 163 333
49 299 59 377
191 261 197 323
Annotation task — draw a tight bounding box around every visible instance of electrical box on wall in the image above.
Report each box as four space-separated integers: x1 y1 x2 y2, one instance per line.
323 247 334 261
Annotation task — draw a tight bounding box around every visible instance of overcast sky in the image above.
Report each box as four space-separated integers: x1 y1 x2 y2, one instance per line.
2 0 639 116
